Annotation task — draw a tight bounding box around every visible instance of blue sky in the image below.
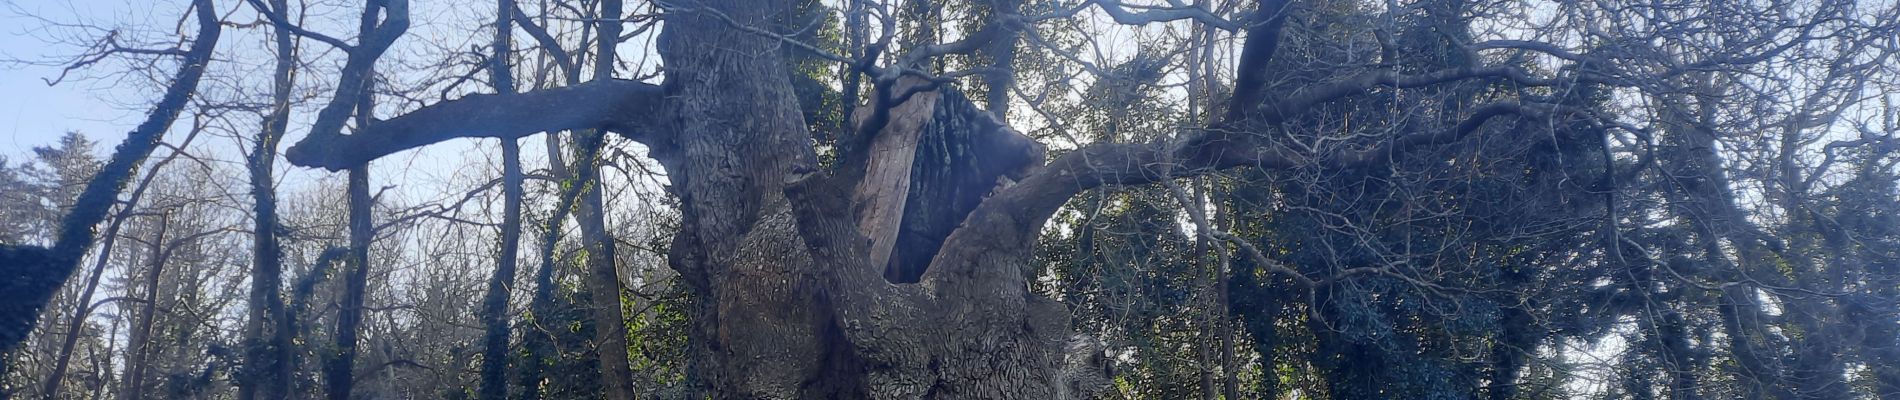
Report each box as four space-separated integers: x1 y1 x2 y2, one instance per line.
0 0 504 193
0 0 164 161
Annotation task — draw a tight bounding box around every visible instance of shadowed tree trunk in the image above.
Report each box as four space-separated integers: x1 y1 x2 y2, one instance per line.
477 1 522 399
288 246 347 379
979 0 1021 119
516 5 580 394
1656 86 1799 400
580 1 636 398
328 166 371 400
238 0 298 396
39 198 125 400
520 131 584 400
326 13 389 396
294 1 405 398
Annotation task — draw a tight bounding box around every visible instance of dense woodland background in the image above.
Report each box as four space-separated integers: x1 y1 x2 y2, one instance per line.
2 0 1900 398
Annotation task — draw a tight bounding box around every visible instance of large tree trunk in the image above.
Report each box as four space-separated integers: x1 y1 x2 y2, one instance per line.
647 2 1109 397
649 3 837 396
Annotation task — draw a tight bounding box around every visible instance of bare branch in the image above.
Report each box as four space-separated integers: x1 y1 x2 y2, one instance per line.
243 0 354 51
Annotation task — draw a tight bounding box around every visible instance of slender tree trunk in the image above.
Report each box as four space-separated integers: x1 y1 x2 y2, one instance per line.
41 199 133 400
1192 184 1217 400
521 110 582 400
328 166 372 400
581 1 636 398
516 21 574 394
322 3 397 395
288 246 346 397
578 159 635 400
1230 234 1281 399
980 0 1020 119
478 2 522 399
91 317 120 399
121 212 171 400
519 138 571 400
478 138 524 400
240 1 298 397
1214 195 1240 400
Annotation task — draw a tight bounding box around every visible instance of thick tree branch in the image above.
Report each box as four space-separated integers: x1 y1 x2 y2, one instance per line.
782 173 930 359
1469 40 1588 62
283 79 663 170
1223 0 1291 122
1093 0 1241 31
511 4 575 76
900 12 1018 65
923 101 1559 290
299 0 409 153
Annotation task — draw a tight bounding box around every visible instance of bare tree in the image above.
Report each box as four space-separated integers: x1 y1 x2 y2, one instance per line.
0 0 221 356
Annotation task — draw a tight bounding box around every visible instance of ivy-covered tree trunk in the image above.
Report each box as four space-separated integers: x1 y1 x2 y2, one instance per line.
579 2 639 399
238 0 298 396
